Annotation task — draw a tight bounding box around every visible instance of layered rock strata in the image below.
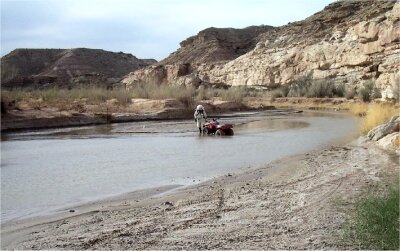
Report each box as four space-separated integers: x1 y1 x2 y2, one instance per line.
122 0 399 99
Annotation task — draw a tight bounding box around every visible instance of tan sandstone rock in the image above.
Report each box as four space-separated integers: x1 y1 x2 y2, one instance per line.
121 1 399 100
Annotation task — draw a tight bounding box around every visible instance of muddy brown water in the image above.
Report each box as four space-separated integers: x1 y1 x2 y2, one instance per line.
1 110 357 223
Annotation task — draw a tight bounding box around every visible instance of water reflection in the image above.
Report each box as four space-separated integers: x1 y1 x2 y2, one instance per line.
236 119 309 132
1 111 357 223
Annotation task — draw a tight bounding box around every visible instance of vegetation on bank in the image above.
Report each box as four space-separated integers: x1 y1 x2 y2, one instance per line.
1 84 252 112
347 103 399 134
341 183 399 250
2 77 398 118
270 76 389 102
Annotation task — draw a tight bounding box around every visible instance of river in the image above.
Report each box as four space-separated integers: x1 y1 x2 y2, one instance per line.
1 110 357 223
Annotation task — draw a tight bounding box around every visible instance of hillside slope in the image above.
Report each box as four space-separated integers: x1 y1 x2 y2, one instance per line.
1 48 156 89
160 25 274 65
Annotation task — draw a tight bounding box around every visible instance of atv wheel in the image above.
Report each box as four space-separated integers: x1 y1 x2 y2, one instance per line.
226 129 234 136
215 129 225 136
202 127 208 135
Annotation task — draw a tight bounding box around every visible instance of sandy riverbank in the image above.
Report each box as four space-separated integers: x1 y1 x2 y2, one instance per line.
1 137 398 249
1 98 254 132
1 96 356 132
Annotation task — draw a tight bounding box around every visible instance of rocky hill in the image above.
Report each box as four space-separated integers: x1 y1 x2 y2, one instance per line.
1 48 156 89
122 0 399 99
161 25 274 65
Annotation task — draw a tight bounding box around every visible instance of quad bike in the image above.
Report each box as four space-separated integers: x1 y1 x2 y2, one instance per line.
202 119 234 136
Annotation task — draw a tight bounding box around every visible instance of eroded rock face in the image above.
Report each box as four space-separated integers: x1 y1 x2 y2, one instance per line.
204 0 399 89
123 0 399 96
161 26 274 65
121 64 202 88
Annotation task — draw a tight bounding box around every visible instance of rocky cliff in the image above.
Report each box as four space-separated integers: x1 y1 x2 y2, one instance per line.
1 48 156 89
122 0 399 99
161 25 274 65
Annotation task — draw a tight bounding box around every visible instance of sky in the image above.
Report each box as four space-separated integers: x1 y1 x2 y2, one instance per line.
1 0 335 60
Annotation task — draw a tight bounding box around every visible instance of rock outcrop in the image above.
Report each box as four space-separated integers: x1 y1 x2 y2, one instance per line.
161 26 274 65
122 0 399 98
1 48 156 89
367 115 399 141
367 115 400 154
376 132 400 153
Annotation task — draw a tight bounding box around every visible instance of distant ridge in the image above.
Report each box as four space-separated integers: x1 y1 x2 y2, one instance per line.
1 48 156 89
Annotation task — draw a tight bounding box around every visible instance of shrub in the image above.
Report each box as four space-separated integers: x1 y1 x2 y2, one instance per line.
358 80 378 102
270 85 289 100
195 85 216 100
342 184 399 250
287 75 312 97
217 86 248 103
345 86 357 99
173 85 195 108
334 83 346 97
371 87 382 100
306 79 335 98
196 86 207 100
359 88 371 102
283 77 346 98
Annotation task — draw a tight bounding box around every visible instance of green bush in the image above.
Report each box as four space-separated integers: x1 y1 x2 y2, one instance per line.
287 75 311 97
345 86 357 99
342 184 399 250
334 83 346 97
275 76 346 98
270 85 289 100
306 79 335 98
371 87 382 100
358 80 380 102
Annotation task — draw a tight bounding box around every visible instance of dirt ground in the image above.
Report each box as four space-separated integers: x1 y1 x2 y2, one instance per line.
2 138 398 249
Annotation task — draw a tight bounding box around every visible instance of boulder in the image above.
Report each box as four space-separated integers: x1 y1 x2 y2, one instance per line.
376 132 400 153
367 115 400 141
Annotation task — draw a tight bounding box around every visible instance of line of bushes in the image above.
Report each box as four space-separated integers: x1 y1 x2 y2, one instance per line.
1 83 253 112
271 76 384 102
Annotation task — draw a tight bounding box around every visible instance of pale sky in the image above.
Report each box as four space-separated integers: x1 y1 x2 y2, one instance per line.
1 0 335 60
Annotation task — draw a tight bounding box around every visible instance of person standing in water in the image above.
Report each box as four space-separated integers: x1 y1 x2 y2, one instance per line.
194 104 207 134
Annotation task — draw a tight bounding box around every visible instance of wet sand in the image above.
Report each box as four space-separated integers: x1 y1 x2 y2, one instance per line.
2 137 398 249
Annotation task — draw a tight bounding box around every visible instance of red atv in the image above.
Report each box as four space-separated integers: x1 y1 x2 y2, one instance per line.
202 119 234 136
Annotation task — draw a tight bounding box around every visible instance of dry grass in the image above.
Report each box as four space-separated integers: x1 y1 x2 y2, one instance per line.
266 98 398 134
217 86 249 103
268 97 348 111
2 87 132 105
1 84 255 113
347 103 399 134
347 103 368 117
